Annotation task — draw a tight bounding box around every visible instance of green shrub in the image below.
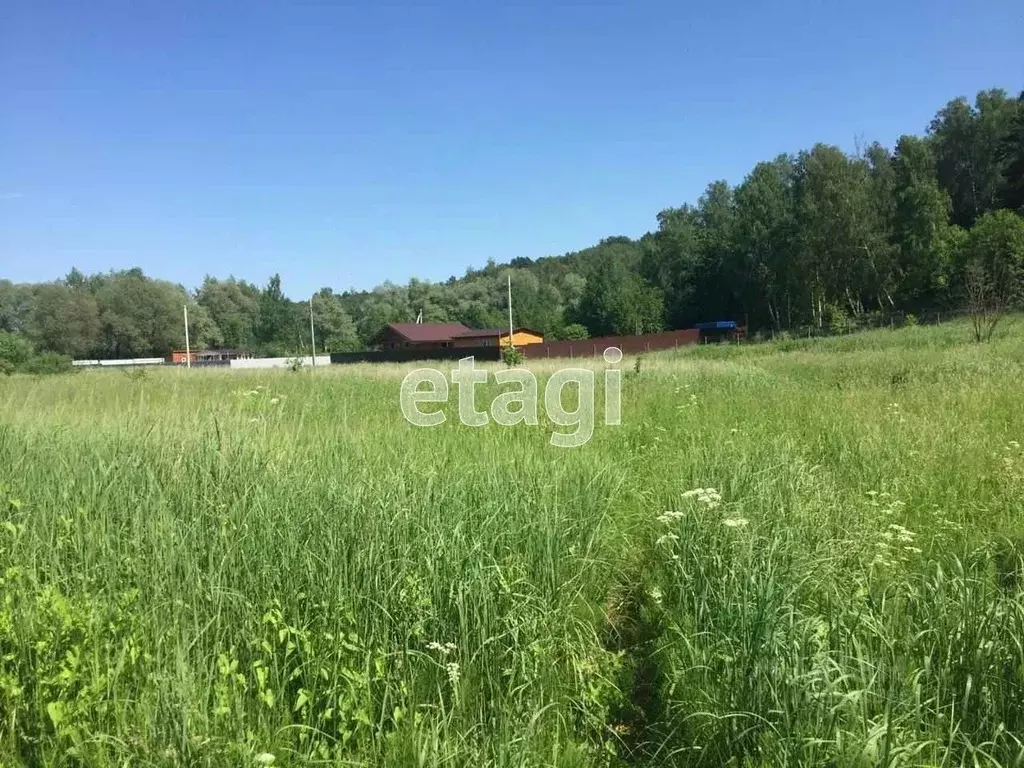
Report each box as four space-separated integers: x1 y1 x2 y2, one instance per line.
22 352 74 375
0 331 34 370
824 303 851 333
501 345 523 367
560 323 590 341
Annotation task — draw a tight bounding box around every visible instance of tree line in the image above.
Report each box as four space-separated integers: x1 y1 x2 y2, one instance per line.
2 86 1024 368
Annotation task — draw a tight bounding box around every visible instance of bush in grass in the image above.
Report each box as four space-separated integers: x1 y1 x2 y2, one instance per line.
560 323 589 341
0 331 34 373
21 352 74 375
825 303 852 333
501 345 523 367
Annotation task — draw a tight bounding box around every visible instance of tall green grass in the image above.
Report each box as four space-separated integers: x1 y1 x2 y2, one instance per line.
1 319 1022 766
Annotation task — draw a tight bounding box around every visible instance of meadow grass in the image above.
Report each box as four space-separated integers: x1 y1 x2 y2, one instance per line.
1 319 1023 766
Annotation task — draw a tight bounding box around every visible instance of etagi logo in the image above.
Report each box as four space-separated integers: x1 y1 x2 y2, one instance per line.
400 347 623 448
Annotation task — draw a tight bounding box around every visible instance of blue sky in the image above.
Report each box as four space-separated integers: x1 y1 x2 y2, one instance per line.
2 0 1022 298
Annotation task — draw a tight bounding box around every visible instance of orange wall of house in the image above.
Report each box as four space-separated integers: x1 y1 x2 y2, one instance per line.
501 331 544 346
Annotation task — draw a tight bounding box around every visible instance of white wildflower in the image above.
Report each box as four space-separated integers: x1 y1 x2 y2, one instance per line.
681 487 722 509
426 641 457 656
657 510 685 524
255 754 276 766
655 533 679 546
887 523 915 543
722 517 749 529
445 662 461 685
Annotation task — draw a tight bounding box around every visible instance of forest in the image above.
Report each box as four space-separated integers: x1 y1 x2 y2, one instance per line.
2 87 1023 366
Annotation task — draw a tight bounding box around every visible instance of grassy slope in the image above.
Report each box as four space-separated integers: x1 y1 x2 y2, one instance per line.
1 319 1023 767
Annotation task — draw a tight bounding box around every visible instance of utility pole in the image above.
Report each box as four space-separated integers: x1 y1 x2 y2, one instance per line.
507 273 514 345
183 304 191 369
309 296 316 367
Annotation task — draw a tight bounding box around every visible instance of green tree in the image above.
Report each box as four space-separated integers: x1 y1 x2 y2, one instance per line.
793 144 893 325
93 269 187 357
642 206 703 327
0 330 34 373
185 298 223 349
929 89 1020 228
733 156 798 329
890 135 954 306
573 248 663 336
691 180 741 322
28 283 101 358
0 280 32 333
196 277 260 349
356 292 411 347
1001 91 1024 214
312 289 361 352
961 209 1024 306
558 323 589 340
255 274 300 354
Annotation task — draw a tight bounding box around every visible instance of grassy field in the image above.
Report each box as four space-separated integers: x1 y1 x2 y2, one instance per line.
2 319 1023 767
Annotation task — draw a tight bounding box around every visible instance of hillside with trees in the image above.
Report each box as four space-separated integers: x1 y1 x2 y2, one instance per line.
2 87 1023 366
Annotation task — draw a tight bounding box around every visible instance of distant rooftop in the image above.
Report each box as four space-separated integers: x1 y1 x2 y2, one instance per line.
380 322 470 343
377 323 541 343
694 321 738 330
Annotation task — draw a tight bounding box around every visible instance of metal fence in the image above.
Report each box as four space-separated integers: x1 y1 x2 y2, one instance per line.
746 308 963 343
521 329 701 359
229 356 331 369
330 347 502 365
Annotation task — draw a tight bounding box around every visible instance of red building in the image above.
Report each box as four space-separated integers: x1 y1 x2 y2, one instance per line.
170 349 252 364
371 323 544 350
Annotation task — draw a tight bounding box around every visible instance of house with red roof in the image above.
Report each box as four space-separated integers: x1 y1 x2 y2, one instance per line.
372 323 544 351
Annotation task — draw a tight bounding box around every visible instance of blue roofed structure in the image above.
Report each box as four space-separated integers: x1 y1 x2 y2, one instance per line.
694 320 738 330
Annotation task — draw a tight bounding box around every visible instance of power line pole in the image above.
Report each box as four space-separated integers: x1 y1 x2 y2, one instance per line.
507 273 514 344
309 296 317 367
183 304 191 369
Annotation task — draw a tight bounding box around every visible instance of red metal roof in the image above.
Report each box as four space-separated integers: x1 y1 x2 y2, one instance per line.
377 323 544 344
455 327 544 338
454 327 506 338
383 322 470 342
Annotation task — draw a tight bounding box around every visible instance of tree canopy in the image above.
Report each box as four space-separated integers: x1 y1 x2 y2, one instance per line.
2 86 1023 361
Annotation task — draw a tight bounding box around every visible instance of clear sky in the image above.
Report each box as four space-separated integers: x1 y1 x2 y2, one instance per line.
2 0 1022 298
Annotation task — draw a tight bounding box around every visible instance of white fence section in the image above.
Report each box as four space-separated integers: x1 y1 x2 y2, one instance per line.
72 358 166 367
229 356 330 369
